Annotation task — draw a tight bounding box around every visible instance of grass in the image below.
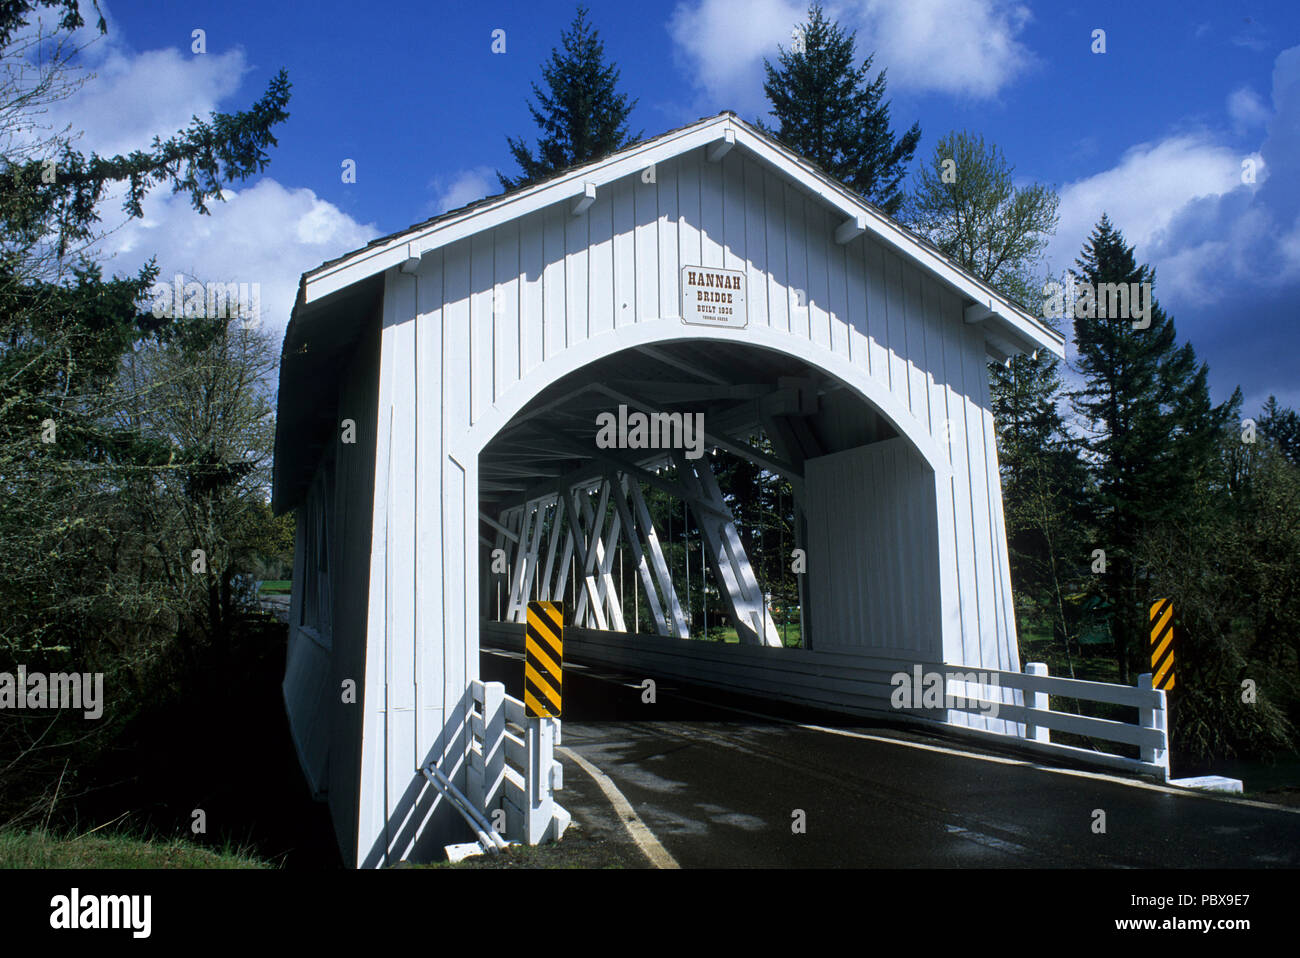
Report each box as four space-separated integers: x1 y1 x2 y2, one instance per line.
258 579 291 595
706 623 804 647
0 827 271 869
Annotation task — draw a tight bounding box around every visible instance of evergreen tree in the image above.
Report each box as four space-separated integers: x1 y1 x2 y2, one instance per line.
497 5 640 191
1259 395 1300 465
1069 215 1236 681
760 2 920 216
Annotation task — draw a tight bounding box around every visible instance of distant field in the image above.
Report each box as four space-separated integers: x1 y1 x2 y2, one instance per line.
259 580 291 595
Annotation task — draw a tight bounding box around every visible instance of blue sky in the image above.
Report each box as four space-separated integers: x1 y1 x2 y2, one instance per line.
44 0 1300 413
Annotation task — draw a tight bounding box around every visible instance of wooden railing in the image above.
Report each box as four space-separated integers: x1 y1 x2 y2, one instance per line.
466 679 570 845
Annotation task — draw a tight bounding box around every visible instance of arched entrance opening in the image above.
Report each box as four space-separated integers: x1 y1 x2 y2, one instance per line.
476 338 944 670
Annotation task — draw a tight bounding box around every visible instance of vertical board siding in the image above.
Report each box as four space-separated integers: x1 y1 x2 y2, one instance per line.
343 144 1025 862
805 440 940 657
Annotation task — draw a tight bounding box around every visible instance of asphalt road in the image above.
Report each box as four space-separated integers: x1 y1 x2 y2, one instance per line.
480 647 1300 868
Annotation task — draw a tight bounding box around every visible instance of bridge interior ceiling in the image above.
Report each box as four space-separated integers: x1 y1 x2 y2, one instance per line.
478 340 900 647
479 341 896 516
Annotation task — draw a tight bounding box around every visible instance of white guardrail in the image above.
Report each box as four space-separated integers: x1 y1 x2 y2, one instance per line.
460 679 571 847
945 662 1170 781
481 620 1171 782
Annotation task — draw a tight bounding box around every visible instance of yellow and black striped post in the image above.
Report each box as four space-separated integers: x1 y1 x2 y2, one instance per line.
1149 598 1175 692
525 600 563 718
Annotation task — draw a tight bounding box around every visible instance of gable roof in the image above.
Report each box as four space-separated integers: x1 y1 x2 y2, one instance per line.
291 110 1063 361
274 112 1064 513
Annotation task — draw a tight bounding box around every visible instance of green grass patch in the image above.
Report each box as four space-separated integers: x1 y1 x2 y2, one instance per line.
0 827 272 869
258 580 291 595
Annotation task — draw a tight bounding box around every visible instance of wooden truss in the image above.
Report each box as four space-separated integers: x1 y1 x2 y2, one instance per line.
488 455 781 647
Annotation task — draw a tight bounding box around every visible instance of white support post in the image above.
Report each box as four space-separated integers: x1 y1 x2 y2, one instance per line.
506 503 539 622
526 716 556 844
1024 662 1050 743
575 480 625 630
1138 673 1170 779
627 476 689 638
609 471 670 635
482 681 506 817
539 497 565 601
679 454 782 646
567 485 608 629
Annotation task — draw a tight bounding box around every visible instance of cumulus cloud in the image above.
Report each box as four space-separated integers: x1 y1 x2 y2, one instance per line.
96 179 375 337
1227 86 1270 132
1044 135 1248 279
19 2 375 339
668 0 1034 114
430 166 499 215
1042 44 1300 413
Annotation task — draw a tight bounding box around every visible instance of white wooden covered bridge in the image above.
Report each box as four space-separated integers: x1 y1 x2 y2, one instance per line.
271 111 1123 868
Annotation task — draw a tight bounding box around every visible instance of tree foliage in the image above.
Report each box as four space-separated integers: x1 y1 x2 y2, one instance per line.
760 2 920 216
497 4 639 192
1069 215 1236 683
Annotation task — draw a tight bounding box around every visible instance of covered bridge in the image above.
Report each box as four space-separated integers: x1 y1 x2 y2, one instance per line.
271 111 1065 867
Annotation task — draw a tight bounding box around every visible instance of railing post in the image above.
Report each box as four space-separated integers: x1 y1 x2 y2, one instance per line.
1024 662 1050 743
467 682 485 811
1138 673 1169 780
482 681 507 829
526 716 556 845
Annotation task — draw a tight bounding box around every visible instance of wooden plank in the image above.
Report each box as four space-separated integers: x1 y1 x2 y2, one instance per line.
765 168 790 334
519 210 544 374
470 231 494 426
656 157 680 318
588 175 614 338
634 163 659 322
742 155 769 328
414 254 446 764
543 205 566 359
613 176 637 328
494 219 521 399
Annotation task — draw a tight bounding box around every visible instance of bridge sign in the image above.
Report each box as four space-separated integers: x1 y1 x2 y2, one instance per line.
681 266 747 329
525 601 564 717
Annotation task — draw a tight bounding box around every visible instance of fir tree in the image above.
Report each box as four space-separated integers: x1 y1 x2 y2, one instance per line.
759 2 920 216
497 5 640 191
1069 214 1236 681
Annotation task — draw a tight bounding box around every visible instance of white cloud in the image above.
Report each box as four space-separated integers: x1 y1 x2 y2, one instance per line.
96 179 375 339
13 2 375 340
1044 135 1247 278
431 166 499 214
1227 86 1270 131
49 46 248 158
668 0 1034 114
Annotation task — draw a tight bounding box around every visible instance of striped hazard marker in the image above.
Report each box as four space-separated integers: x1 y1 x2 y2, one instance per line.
1149 598 1175 692
525 600 563 718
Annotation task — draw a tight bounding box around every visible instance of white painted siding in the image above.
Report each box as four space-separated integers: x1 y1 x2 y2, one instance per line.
805 439 941 658
346 142 1021 865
